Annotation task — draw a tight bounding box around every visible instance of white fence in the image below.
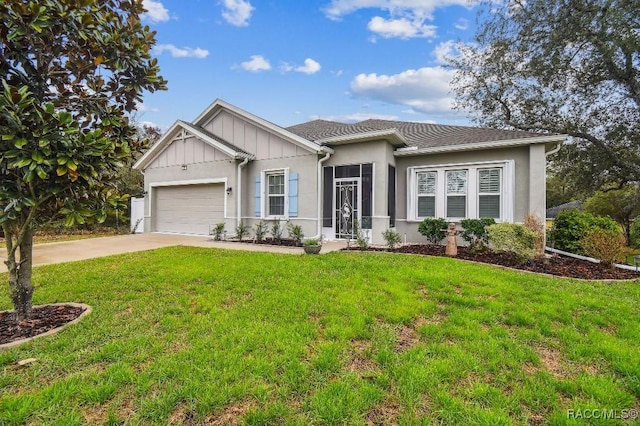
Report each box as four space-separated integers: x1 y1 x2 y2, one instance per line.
130 197 144 233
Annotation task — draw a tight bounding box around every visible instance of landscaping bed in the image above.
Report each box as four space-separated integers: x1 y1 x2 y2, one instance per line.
346 245 640 280
0 304 86 345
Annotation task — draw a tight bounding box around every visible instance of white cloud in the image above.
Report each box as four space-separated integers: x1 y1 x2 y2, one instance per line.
221 0 254 26
349 67 456 115
433 40 461 65
310 112 399 123
135 102 159 113
368 16 437 39
281 58 322 74
142 0 170 23
454 18 469 30
323 0 478 40
241 55 271 72
296 58 322 74
153 44 209 58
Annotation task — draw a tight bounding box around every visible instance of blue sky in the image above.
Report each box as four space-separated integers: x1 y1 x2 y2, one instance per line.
138 0 481 130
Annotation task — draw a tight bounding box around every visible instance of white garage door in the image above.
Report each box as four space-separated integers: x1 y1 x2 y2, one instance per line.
153 184 224 235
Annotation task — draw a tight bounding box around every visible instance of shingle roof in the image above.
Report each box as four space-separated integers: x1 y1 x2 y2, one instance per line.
286 118 549 149
178 120 253 158
546 200 583 219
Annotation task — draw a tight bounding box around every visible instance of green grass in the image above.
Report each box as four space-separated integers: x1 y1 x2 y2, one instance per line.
1 247 639 425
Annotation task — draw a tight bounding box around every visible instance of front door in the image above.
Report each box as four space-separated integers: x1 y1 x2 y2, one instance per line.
335 179 360 239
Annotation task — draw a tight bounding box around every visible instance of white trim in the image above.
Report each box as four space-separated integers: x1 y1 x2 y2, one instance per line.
393 135 567 157
317 129 408 147
134 121 253 170
193 99 331 154
261 168 289 220
147 178 228 219
407 160 514 222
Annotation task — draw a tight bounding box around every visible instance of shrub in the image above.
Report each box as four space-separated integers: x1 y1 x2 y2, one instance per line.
270 220 283 244
523 213 545 258
580 228 626 267
235 221 250 242
211 223 225 241
418 218 448 244
353 219 369 249
630 218 640 248
549 209 618 255
460 218 496 253
304 238 319 246
382 228 402 250
287 222 304 246
254 221 267 243
487 223 537 263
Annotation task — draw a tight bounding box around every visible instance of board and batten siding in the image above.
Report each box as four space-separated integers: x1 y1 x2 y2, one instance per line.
202 110 309 160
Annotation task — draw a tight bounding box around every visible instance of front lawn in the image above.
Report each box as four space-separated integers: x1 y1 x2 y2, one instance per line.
1 248 639 425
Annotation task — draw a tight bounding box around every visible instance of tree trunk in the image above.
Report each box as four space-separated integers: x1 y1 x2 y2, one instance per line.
5 227 34 321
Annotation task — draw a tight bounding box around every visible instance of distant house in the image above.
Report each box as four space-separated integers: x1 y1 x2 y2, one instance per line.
545 200 583 228
133 99 565 244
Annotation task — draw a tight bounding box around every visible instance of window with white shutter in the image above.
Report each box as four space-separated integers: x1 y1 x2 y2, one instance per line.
446 170 467 218
417 171 436 218
478 168 501 219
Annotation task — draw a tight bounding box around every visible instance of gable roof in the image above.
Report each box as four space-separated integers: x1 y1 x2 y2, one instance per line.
546 200 583 219
193 99 332 155
286 118 565 154
133 120 254 170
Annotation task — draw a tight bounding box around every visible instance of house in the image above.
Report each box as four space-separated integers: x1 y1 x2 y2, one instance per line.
133 99 565 244
545 200 583 229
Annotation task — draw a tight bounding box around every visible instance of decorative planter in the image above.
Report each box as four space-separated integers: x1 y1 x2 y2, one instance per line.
304 245 322 255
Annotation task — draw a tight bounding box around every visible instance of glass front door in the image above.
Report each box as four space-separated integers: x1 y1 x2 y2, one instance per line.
335 179 359 239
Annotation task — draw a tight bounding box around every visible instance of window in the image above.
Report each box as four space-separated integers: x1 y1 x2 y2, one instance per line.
267 172 285 216
446 170 467 218
417 171 436 217
478 168 501 218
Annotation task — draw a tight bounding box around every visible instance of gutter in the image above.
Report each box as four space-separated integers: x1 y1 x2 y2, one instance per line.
311 151 332 240
545 142 562 157
236 157 250 231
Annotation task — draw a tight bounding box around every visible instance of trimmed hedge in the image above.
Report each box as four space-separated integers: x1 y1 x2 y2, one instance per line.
549 209 618 255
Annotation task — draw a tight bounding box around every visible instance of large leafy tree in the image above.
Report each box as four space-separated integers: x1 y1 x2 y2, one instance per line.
583 185 640 244
452 0 639 192
0 0 166 320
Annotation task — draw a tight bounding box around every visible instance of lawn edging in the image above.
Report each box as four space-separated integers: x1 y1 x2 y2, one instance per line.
0 302 92 350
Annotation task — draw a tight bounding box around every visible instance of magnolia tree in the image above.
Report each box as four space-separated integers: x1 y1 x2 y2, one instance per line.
0 0 166 320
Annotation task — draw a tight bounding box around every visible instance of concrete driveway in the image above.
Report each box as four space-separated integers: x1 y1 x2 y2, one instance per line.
0 233 345 273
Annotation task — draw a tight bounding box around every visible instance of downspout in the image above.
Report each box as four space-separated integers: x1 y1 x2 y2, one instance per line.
311 150 332 240
236 157 250 231
545 142 562 157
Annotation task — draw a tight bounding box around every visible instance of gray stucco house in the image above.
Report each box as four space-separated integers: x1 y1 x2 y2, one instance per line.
133 99 565 244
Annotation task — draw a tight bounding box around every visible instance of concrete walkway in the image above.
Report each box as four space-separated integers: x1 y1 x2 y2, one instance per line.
0 233 347 273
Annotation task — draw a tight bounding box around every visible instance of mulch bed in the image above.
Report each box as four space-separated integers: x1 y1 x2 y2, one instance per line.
0 304 86 345
346 245 640 280
231 238 302 247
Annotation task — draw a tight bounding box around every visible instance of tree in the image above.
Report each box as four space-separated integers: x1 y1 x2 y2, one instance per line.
451 0 639 193
1 0 166 320
583 185 640 244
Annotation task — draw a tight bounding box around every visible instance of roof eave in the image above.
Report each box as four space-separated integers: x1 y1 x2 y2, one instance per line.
394 134 567 157
317 129 408 147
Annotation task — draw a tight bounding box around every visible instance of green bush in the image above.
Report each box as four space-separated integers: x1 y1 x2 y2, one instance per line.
270 220 283 244
382 228 402 250
418 218 448 244
460 218 496 253
254 221 267 243
580 228 626 267
211 223 225 241
235 221 250 241
287 222 304 246
630 218 640 248
487 223 537 263
353 219 368 249
549 209 619 255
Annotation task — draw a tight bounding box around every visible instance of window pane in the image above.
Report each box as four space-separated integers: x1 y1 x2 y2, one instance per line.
446 170 467 194
418 172 436 195
269 195 284 216
479 195 500 218
418 196 435 217
268 174 284 195
479 169 500 193
447 195 466 218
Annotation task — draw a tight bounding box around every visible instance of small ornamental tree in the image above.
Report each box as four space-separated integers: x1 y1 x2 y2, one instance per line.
0 0 167 320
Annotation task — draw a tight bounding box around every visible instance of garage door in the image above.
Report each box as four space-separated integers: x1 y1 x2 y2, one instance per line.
153 184 224 234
